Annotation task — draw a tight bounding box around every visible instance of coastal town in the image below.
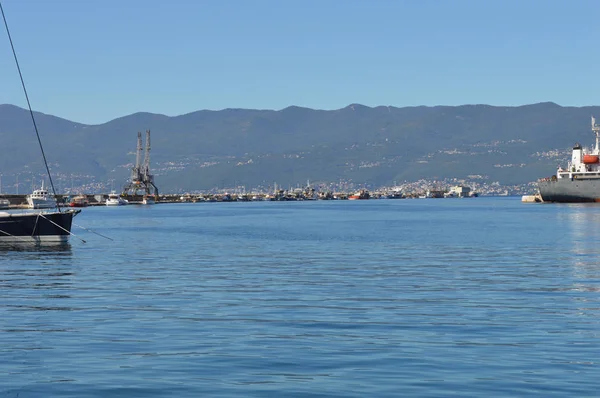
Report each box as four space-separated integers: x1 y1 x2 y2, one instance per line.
0 178 520 209
0 171 538 208
0 127 541 208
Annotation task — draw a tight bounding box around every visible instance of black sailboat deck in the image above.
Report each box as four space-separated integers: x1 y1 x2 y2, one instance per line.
0 209 80 242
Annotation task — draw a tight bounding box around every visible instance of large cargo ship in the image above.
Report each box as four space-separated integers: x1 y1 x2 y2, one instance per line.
538 117 600 202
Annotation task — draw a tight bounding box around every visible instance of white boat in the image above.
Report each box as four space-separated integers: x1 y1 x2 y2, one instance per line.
106 191 128 206
180 194 192 202
142 195 155 205
26 181 57 209
0 198 9 210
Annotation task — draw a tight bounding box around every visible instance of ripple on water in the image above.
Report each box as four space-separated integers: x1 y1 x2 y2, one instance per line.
1 199 599 397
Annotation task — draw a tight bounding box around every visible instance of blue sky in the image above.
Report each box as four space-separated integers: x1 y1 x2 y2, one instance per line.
1 0 599 124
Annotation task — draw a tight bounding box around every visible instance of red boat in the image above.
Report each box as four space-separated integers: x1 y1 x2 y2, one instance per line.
348 189 370 200
69 195 89 207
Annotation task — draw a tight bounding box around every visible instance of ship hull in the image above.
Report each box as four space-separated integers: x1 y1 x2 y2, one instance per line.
27 197 57 209
538 178 600 202
0 209 79 244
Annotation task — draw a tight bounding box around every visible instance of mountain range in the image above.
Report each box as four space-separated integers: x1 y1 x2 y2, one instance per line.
0 102 596 193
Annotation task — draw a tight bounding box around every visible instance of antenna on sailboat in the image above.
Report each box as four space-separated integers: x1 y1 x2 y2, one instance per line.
1 2 61 210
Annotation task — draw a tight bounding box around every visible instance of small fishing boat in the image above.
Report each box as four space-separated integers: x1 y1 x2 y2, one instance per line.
348 189 370 200
69 195 89 208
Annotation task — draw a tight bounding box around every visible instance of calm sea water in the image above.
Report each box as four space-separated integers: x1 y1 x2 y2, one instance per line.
1 197 599 397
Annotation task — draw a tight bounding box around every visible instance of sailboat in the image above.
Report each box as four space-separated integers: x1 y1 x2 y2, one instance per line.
0 2 80 244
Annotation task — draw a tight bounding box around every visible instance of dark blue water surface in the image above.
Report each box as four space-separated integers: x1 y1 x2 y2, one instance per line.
1 198 599 397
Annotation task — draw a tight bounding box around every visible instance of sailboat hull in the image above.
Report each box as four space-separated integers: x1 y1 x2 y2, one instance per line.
0 209 79 244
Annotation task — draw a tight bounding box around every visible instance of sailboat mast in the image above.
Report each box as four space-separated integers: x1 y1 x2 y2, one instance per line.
1 2 61 210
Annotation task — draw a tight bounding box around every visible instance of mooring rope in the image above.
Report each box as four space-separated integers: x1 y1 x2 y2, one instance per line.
0 227 34 243
39 213 86 243
32 213 40 237
72 222 113 241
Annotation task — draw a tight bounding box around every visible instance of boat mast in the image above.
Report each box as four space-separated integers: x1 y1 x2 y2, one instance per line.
593 116 600 154
1 2 60 210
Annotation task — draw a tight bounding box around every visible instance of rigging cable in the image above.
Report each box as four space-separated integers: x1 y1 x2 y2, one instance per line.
0 1 61 211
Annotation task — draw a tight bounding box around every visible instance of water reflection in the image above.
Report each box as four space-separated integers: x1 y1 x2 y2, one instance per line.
560 205 600 315
0 242 74 307
0 242 72 254
0 258 76 390
1 265 75 317
562 205 600 259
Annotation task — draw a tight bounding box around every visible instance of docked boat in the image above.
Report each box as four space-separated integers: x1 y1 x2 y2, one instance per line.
348 189 370 200
26 181 57 209
385 190 404 199
142 194 155 205
0 209 81 244
180 193 193 202
539 116 600 202
69 194 89 208
0 6 81 245
106 191 129 206
0 198 9 210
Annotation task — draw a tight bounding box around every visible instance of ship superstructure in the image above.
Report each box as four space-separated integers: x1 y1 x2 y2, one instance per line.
538 116 600 202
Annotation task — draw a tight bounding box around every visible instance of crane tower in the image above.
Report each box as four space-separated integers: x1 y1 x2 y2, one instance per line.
122 130 159 197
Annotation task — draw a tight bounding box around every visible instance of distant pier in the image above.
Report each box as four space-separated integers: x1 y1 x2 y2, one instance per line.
0 188 489 209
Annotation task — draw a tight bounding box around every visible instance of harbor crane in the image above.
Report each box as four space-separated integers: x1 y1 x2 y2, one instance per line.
122 130 159 197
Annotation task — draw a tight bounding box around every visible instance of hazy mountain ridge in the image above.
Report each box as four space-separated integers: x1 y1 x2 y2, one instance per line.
0 102 594 192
